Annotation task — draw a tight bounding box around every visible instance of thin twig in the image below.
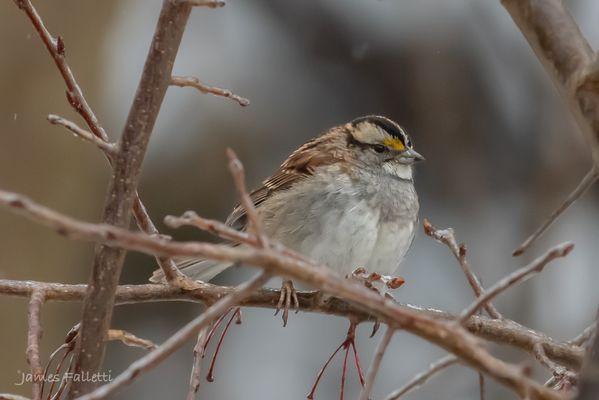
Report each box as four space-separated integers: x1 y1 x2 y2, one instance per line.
47 115 117 156
423 219 502 319
13 0 108 141
181 0 226 8
358 327 395 400
383 355 460 400
513 167 598 256
171 76 249 106
164 211 312 263
568 323 597 346
26 289 46 400
479 373 485 400
459 242 574 323
0 394 31 400
106 329 157 351
75 272 270 400
226 148 267 246
187 326 210 400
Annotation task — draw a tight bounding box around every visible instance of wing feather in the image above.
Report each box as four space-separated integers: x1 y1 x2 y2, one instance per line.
225 128 347 230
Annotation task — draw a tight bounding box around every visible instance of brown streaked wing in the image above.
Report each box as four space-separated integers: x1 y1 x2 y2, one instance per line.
225 129 345 231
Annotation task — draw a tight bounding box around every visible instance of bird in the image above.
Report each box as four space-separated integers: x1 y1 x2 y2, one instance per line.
150 115 423 322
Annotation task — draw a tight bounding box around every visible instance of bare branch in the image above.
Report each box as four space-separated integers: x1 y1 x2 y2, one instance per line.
575 313 599 400
182 0 225 8
513 167 598 256
479 373 485 400
187 326 210 400
359 327 395 400
0 394 31 400
0 189 575 398
26 289 45 400
47 115 117 156
384 355 460 400
164 211 312 263
106 329 157 351
171 76 249 107
423 219 502 319
459 242 574 323
13 0 185 287
76 272 270 400
70 1 194 394
501 0 599 166
533 343 575 381
13 0 108 142
0 278 584 370
568 323 597 347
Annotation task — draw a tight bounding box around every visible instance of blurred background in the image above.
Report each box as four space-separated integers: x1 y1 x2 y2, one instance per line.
1 0 598 399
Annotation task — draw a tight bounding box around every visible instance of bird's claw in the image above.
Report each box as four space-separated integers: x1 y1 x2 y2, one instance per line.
275 279 299 327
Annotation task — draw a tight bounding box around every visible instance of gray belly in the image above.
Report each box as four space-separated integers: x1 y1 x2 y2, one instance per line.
258 170 419 276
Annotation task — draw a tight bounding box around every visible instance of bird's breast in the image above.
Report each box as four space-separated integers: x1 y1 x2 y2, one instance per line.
258 168 418 276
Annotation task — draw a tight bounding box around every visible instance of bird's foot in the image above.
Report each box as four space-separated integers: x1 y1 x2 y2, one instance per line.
202 307 242 382
307 321 365 400
275 279 299 327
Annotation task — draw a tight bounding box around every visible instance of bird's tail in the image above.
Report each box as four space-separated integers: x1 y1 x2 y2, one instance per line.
149 258 233 283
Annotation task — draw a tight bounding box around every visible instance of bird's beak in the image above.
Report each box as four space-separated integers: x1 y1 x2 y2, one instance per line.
398 148 425 163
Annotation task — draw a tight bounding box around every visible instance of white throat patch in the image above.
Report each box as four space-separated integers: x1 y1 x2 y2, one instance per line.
383 162 413 180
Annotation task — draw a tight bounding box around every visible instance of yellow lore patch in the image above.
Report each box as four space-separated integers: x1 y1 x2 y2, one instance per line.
383 137 405 151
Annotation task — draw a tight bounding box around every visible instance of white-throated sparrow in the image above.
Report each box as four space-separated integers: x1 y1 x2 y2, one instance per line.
151 115 423 307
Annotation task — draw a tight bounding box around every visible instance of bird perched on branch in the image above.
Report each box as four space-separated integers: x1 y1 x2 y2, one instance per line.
151 115 423 323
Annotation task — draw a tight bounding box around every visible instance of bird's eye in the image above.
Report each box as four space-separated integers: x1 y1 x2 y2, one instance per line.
372 144 386 153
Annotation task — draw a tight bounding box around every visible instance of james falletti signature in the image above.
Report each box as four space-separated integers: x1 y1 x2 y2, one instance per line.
15 370 112 386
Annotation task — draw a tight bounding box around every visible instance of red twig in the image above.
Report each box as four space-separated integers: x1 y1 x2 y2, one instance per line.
340 341 351 400
307 341 345 399
206 308 241 382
